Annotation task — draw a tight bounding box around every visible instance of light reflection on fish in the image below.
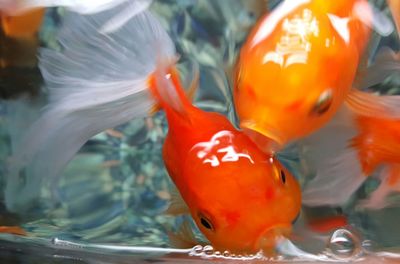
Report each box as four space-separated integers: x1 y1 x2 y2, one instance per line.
7 1 301 254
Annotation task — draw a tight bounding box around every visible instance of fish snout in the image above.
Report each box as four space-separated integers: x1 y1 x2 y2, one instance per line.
241 125 284 153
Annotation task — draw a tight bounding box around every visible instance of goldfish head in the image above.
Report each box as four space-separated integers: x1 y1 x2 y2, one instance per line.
182 132 302 253
233 2 370 149
234 52 347 150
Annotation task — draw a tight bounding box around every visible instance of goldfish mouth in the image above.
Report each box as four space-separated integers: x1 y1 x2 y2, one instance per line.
240 121 284 153
254 224 292 252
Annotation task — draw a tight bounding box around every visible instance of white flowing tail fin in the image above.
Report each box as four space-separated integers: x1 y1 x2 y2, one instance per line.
6 3 176 212
300 106 367 206
354 47 400 93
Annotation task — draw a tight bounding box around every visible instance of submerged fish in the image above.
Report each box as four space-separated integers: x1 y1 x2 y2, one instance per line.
299 0 400 209
1 8 45 38
301 87 400 209
234 0 394 151
0 226 26 235
7 2 301 253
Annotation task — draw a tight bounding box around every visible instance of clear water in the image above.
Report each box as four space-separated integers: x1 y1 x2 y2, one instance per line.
0 0 400 263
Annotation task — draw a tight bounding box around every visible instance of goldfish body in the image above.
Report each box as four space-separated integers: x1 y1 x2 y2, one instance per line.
7 3 301 253
1 8 45 38
150 69 301 253
234 0 373 149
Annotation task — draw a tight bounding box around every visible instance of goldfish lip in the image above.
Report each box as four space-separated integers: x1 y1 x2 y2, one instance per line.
240 122 284 152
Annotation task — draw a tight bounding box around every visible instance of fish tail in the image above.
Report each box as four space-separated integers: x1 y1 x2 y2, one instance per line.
301 47 400 208
388 0 400 37
351 0 394 37
6 3 175 212
147 57 196 120
0 226 26 236
354 47 400 92
357 165 400 210
300 107 368 207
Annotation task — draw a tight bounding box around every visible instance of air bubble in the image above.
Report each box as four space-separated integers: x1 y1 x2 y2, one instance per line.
203 245 214 255
327 229 362 259
189 245 203 256
189 245 264 260
51 237 59 245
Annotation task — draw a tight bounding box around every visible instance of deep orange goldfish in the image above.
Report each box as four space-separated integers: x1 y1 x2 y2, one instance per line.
0 226 26 236
296 0 400 209
8 6 301 253
1 8 45 38
306 215 347 233
150 66 301 253
234 0 377 150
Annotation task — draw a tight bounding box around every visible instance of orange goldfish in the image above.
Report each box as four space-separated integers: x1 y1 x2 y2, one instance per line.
1 8 45 38
234 0 392 151
7 6 301 253
306 215 347 233
152 67 301 253
0 226 26 236
298 0 400 208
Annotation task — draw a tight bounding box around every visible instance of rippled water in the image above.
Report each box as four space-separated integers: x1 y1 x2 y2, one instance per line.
1 0 400 263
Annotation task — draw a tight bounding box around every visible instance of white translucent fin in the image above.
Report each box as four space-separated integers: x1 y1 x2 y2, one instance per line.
358 165 400 210
346 91 400 120
176 58 200 102
5 6 175 212
299 106 356 176
353 1 394 36
300 107 367 206
4 98 41 152
168 219 199 249
164 187 190 216
99 0 153 33
355 47 400 90
302 150 367 206
153 55 188 116
1 0 146 15
388 0 400 36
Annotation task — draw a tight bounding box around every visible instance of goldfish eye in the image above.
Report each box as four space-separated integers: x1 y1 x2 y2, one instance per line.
310 89 333 116
198 213 214 231
280 170 286 184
